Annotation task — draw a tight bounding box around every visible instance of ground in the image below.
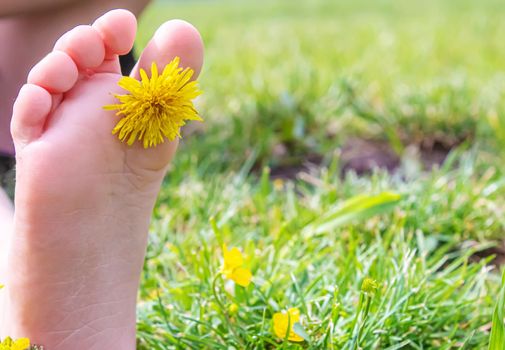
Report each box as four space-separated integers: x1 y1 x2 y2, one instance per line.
133 0 505 348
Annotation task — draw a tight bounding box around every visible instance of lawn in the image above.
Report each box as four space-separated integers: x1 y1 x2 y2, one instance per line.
135 0 505 348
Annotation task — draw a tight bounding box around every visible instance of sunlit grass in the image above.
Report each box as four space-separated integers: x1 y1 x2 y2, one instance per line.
135 0 505 348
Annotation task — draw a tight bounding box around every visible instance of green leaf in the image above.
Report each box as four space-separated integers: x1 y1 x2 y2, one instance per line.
302 192 402 237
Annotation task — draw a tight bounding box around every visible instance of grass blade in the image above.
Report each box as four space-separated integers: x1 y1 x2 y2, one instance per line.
488 270 505 350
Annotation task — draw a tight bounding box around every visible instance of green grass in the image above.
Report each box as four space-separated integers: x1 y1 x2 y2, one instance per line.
134 0 505 348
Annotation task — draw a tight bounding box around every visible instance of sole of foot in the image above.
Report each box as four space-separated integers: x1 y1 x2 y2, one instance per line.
0 9 203 350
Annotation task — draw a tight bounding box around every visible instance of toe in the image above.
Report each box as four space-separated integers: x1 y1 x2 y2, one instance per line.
11 84 52 147
93 9 137 57
123 20 204 171
27 51 78 94
132 19 204 80
91 9 137 74
54 25 105 69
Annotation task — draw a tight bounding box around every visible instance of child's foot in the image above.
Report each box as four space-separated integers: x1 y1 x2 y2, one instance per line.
0 9 203 349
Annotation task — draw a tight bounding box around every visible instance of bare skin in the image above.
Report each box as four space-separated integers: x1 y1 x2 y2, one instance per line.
0 191 11 228
0 0 150 305
0 190 12 282
0 9 204 349
0 0 150 155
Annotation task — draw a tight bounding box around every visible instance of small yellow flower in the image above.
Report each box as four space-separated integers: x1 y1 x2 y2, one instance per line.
12 339 30 350
228 303 239 315
221 244 252 287
272 308 304 342
0 337 30 350
361 277 379 295
104 57 202 148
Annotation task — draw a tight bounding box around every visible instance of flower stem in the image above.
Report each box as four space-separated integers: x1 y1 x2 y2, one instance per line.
211 273 246 348
212 273 226 311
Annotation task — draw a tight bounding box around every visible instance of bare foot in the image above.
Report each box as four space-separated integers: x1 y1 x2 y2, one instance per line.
0 9 203 349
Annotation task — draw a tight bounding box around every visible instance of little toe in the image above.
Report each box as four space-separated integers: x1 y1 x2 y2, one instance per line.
11 84 52 147
54 25 105 69
27 51 78 94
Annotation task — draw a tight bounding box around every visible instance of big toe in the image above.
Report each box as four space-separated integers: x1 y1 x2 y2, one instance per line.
123 20 204 172
133 20 204 79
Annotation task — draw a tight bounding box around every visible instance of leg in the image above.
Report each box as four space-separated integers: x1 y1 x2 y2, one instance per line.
0 187 13 276
0 188 12 223
0 188 12 339
0 0 94 17
0 186 12 332
0 155 14 286
0 9 203 349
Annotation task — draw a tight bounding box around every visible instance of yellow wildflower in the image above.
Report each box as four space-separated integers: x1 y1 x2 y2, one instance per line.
361 277 380 295
221 244 252 287
272 308 304 342
105 57 202 148
228 303 239 315
0 337 30 350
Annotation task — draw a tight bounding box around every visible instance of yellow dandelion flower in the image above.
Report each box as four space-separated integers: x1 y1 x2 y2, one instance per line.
0 337 30 350
272 308 304 342
12 339 30 350
221 244 252 287
104 57 202 148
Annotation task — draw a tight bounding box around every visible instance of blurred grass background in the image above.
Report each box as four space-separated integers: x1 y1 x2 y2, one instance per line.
135 0 505 348
138 0 505 172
